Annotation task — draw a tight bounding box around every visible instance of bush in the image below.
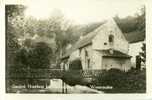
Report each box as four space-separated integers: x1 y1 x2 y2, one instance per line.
69 59 82 70
62 67 146 93
124 68 146 91
62 70 83 86
93 68 126 88
93 68 146 92
62 59 84 86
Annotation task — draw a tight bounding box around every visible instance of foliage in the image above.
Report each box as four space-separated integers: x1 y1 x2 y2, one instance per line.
28 42 52 69
14 42 53 69
14 48 29 68
139 43 146 64
6 5 80 69
6 5 79 88
125 68 146 91
62 59 83 86
93 69 126 88
114 6 145 33
9 42 52 88
69 59 82 70
6 5 26 90
93 68 146 93
136 6 145 32
5 5 25 17
62 70 83 86
6 5 25 66
11 10 79 61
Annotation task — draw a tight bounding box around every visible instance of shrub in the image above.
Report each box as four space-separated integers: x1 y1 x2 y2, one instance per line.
62 59 84 86
124 68 146 91
69 59 82 70
62 67 146 93
93 68 126 88
93 68 146 92
62 70 83 86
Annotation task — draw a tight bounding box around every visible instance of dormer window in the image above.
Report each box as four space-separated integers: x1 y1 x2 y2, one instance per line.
109 34 114 43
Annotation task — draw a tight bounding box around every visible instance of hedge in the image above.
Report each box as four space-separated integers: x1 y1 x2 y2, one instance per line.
92 68 146 93
62 68 146 93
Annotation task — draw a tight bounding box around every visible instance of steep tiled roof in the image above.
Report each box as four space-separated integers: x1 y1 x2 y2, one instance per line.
61 32 97 59
80 22 106 36
61 22 106 59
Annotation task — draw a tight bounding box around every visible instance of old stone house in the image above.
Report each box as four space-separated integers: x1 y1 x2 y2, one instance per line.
61 18 132 71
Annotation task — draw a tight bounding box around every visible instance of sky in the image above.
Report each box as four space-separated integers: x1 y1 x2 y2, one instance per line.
24 0 145 24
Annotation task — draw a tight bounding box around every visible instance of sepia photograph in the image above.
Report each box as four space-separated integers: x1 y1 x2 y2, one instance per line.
5 0 146 94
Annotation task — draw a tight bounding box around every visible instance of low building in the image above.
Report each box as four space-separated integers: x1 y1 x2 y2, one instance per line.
124 30 145 68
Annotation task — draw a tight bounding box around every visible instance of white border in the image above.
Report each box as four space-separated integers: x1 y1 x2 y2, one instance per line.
0 0 152 100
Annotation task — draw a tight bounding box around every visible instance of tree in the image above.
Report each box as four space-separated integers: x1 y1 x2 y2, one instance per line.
28 42 53 88
136 6 145 32
6 5 26 90
28 42 53 69
139 43 146 64
6 5 26 67
13 41 53 88
114 5 145 33
14 41 53 69
69 59 82 70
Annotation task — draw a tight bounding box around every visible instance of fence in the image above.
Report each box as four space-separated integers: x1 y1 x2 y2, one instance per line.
6 68 104 93
6 68 103 79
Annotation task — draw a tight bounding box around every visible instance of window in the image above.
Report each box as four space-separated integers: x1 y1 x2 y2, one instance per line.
109 34 114 43
85 50 88 57
87 59 90 69
104 42 107 45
